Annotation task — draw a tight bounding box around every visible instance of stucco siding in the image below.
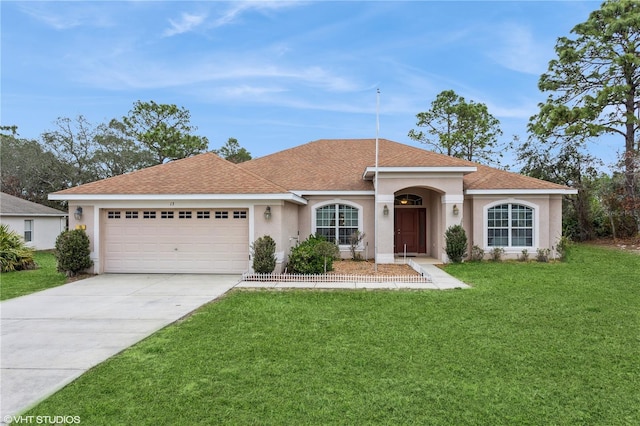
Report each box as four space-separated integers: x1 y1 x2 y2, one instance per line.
0 216 66 250
470 195 559 260
298 196 375 260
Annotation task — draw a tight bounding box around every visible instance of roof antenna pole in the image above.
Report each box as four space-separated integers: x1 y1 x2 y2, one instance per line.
374 88 380 273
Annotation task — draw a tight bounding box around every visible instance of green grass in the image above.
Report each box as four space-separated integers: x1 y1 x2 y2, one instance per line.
24 245 640 424
0 251 67 300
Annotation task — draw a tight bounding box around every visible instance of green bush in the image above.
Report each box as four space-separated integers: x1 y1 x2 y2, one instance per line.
555 236 572 261
536 248 551 263
55 229 93 276
0 224 36 272
287 234 339 274
251 235 277 274
444 225 468 263
489 247 505 262
470 245 485 262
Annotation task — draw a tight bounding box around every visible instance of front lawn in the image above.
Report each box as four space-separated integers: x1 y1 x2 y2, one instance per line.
24 245 640 424
0 251 66 300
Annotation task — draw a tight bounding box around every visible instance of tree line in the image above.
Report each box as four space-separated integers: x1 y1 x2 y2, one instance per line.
408 0 639 240
1 0 638 240
1 101 251 210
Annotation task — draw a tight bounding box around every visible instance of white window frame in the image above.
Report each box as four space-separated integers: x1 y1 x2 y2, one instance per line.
311 200 363 248
483 200 538 251
24 220 33 242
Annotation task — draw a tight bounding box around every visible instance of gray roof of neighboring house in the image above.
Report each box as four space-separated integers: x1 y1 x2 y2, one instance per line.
0 192 67 217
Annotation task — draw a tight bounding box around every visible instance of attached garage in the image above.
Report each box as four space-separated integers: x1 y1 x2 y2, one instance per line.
103 208 249 274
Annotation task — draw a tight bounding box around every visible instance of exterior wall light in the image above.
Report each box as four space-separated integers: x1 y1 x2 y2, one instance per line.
383 205 389 216
264 206 272 220
74 206 83 220
452 204 459 216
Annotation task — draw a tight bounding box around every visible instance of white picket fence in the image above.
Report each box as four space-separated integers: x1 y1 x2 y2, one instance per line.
241 272 431 283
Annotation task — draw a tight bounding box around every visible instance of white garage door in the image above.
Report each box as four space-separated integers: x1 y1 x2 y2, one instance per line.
103 209 249 273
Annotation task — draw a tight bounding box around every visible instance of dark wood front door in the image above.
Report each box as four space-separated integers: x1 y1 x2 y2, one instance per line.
394 209 426 254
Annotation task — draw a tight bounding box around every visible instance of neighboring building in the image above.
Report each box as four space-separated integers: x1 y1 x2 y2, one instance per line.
49 139 577 274
0 192 67 250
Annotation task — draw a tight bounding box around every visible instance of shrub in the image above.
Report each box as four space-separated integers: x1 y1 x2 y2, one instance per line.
519 249 529 262
444 225 467 263
536 248 551 263
0 224 36 272
470 245 485 262
287 234 339 274
489 247 505 262
348 231 365 261
555 236 572 261
55 229 93 276
251 235 277 274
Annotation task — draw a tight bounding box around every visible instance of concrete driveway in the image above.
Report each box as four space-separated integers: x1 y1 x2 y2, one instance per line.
0 274 240 419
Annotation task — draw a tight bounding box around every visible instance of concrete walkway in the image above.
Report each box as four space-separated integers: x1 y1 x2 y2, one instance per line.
1 267 467 419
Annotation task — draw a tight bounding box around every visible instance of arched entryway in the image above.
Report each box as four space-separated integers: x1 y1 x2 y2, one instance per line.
394 188 442 257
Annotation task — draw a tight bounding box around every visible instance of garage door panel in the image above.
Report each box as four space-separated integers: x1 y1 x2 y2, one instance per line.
103 209 249 274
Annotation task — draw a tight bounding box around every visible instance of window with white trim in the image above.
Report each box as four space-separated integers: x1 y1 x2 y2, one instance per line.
487 203 533 247
24 220 33 242
315 203 359 245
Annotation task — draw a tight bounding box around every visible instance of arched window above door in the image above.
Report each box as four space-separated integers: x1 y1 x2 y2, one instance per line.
394 194 423 206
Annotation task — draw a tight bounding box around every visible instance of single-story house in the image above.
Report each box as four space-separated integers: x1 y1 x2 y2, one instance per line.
0 192 68 250
49 139 577 274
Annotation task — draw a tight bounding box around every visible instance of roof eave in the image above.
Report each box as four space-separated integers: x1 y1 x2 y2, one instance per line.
465 189 578 195
0 213 68 217
49 193 308 205
363 166 478 180
291 190 374 197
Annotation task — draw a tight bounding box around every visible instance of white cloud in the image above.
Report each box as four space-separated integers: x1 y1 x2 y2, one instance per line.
18 3 115 30
213 1 302 27
74 50 365 94
164 12 208 36
487 23 552 75
219 84 287 98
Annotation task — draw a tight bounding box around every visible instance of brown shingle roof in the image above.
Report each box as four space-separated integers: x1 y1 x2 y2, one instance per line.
464 164 572 191
239 138 572 192
52 152 289 195
51 139 573 196
239 138 477 191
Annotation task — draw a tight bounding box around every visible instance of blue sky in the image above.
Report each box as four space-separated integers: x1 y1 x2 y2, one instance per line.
2 1 615 169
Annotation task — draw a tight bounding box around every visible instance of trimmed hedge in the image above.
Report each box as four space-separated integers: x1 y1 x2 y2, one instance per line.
251 235 277 274
55 229 93 276
445 224 468 263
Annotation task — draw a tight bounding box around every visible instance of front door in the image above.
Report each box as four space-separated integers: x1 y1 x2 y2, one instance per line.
394 209 426 254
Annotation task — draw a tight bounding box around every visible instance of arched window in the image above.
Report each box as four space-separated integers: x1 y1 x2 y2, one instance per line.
487 203 534 247
315 202 360 245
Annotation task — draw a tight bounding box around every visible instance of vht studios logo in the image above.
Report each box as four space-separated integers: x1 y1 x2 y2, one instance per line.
3 415 81 424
